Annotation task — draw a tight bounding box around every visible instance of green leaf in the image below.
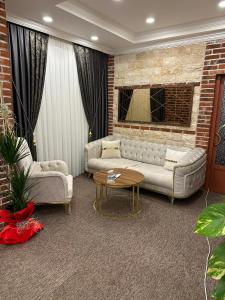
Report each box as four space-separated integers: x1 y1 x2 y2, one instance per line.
0 130 30 166
8 167 34 212
208 242 225 280
212 276 225 300
195 204 225 237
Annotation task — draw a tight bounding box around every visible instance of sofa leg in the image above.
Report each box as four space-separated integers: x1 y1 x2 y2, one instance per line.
64 203 71 214
168 196 175 205
87 172 92 179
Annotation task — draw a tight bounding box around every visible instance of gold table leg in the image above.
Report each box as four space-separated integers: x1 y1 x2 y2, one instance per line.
132 184 141 214
93 184 142 219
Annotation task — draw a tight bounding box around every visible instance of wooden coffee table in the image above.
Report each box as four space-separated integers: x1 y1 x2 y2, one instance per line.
93 168 144 218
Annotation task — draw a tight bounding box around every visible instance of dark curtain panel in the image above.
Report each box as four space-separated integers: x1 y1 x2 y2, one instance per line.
118 89 133 121
73 44 108 141
8 22 49 159
150 88 165 122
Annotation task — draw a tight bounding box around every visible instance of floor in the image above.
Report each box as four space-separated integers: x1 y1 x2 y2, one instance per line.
0 175 223 300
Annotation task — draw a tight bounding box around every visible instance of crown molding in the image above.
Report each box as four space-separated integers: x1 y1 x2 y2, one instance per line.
135 16 225 43
7 13 225 56
7 14 114 54
114 30 225 55
56 1 134 42
55 1 225 46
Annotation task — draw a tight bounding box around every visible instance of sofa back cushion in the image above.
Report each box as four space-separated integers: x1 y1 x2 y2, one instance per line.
120 138 191 166
120 139 167 166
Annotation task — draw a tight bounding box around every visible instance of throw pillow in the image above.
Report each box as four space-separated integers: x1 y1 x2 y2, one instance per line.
164 148 187 171
101 140 121 159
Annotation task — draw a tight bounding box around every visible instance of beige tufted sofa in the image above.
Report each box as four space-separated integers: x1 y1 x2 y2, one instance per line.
18 139 73 213
85 136 207 204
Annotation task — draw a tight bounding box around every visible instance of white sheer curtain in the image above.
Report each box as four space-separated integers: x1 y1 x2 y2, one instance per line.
35 37 88 177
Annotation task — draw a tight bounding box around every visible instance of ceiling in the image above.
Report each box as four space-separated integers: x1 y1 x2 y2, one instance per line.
5 0 225 54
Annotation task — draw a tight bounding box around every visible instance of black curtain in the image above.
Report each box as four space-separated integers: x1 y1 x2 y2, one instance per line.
150 88 165 122
73 44 108 141
118 89 133 121
8 22 49 159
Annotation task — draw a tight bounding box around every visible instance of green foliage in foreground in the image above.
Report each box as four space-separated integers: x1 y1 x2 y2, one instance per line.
195 204 225 300
0 130 32 212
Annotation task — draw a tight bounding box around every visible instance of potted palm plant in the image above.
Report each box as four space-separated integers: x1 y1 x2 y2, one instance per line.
0 102 33 213
0 103 43 244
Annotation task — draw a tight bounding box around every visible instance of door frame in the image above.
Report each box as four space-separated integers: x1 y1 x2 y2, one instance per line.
205 74 224 190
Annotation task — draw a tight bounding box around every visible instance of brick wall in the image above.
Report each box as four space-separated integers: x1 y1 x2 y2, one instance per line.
164 86 193 125
196 40 225 149
107 42 225 151
108 55 114 135
108 44 204 147
0 0 13 206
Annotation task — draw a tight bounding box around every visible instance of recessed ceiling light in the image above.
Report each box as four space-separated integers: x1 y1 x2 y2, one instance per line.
43 16 53 23
91 36 99 41
146 17 155 24
218 0 225 8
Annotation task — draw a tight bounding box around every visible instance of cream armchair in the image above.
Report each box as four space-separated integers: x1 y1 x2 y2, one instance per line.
18 139 73 214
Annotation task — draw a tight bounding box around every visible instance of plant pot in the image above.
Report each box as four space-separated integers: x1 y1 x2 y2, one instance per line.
0 201 35 224
0 218 44 245
0 201 44 245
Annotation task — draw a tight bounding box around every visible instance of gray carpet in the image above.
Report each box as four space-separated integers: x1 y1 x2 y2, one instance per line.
0 175 223 300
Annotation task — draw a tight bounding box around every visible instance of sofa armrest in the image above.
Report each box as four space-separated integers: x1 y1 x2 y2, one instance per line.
84 136 114 172
85 139 102 158
28 171 69 203
39 160 69 176
173 149 207 198
174 149 206 175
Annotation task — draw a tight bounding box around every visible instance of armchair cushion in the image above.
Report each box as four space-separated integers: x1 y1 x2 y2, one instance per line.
39 160 69 175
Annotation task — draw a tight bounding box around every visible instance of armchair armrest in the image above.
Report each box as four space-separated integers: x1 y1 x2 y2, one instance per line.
173 148 207 198
28 171 69 204
39 160 69 176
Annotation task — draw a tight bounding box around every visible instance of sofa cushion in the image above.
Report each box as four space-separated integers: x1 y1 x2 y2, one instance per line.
88 158 139 171
101 140 121 159
121 139 167 166
129 162 173 189
164 148 188 171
